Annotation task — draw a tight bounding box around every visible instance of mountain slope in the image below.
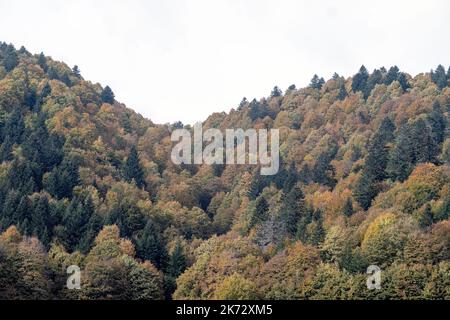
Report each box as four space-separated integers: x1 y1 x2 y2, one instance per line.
0 43 449 300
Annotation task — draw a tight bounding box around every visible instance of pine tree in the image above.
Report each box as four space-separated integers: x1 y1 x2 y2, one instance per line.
248 99 268 121
78 211 104 253
338 80 347 100
37 52 48 72
121 204 145 237
437 193 450 221
72 65 80 77
309 75 325 90
167 241 186 278
387 123 415 181
30 195 51 246
136 221 167 269
354 171 378 210
418 204 434 229
63 194 93 251
364 117 396 181
250 196 269 227
238 97 248 110
34 82 52 112
296 207 313 243
312 146 338 187
124 146 145 188
271 86 282 97
351 65 369 94
428 100 446 146
365 69 383 98
61 73 72 87
0 190 21 230
247 170 264 200
7 160 37 195
431 65 447 89
45 157 80 199
101 85 115 104
298 163 312 184
385 66 400 85
3 108 25 144
397 73 410 92
163 240 187 298
413 118 438 164
343 197 354 217
13 196 30 230
283 185 306 236
47 67 59 80
309 209 325 245
3 44 18 72
282 162 297 192
0 135 13 162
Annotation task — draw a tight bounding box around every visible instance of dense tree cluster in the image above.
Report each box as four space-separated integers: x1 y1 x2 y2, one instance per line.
0 43 449 299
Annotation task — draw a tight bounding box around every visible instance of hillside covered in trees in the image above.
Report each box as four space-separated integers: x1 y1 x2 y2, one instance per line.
0 42 449 300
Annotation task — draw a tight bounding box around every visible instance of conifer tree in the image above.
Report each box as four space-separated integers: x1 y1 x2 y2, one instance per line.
78 211 104 253
309 209 325 245
385 66 400 85
365 68 383 98
167 241 186 279
351 65 369 94
338 80 347 100
343 197 354 217
431 65 447 89
3 44 18 72
72 65 80 77
387 123 415 181
250 196 269 227
413 118 438 164
354 171 378 210
101 85 115 104
309 74 325 90
124 146 145 188
364 117 396 181
271 86 282 97
418 204 434 229
136 221 167 269
37 52 48 72
428 100 446 147
282 185 306 236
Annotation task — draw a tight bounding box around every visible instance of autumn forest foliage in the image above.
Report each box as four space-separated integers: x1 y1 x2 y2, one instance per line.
0 43 449 300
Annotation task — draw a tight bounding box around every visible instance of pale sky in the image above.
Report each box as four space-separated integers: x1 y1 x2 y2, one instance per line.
0 0 449 124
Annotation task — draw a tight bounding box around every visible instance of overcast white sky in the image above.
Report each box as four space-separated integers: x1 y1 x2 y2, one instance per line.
0 0 449 124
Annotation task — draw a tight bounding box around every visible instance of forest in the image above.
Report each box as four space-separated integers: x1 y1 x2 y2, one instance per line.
0 42 448 300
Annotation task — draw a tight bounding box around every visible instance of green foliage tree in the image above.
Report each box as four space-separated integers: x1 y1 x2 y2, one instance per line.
309 74 325 90
250 196 269 227
418 204 434 229
428 100 446 147
338 80 347 100
72 65 80 77
431 64 447 89
365 117 396 181
3 44 19 72
45 157 80 199
354 171 378 210
351 65 369 94
282 185 306 236
271 86 282 97
37 52 47 72
136 221 167 269
343 197 354 217
101 85 115 104
124 146 145 188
